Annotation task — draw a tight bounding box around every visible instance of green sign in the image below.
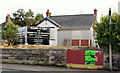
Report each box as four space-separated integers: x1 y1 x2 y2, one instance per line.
85 50 95 65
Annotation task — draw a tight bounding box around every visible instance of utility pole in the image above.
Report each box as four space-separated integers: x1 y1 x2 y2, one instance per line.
109 8 112 71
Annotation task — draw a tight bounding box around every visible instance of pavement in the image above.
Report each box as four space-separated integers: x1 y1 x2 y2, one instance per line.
1 63 120 73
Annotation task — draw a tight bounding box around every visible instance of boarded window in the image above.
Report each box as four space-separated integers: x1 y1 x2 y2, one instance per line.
81 40 89 46
50 28 54 39
64 39 71 46
72 40 79 46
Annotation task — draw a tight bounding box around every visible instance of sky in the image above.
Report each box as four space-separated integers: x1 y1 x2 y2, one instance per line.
0 0 120 23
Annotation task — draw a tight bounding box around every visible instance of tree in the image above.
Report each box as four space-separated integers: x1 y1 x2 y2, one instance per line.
117 15 120 46
35 13 44 21
13 8 25 26
94 12 120 52
2 22 20 46
13 8 37 26
35 13 44 25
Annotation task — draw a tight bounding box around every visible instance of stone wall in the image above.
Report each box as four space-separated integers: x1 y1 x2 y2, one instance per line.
2 49 67 66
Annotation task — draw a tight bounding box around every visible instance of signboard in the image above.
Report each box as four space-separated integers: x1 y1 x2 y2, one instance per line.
17 26 50 45
27 27 50 38
17 33 25 44
27 27 50 45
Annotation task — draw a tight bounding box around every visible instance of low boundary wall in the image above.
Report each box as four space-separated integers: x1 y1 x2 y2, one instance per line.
2 49 66 66
1 48 106 69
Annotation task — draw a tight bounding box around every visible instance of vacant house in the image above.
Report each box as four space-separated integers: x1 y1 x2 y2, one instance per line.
36 9 97 47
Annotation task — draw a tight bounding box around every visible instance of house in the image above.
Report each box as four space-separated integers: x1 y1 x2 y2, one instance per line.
0 14 12 44
0 14 12 26
36 9 97 47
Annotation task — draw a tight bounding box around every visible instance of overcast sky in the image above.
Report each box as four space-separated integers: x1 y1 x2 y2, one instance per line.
0 0 120 23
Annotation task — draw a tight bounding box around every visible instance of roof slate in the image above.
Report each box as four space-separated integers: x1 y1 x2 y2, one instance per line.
49 14 96 30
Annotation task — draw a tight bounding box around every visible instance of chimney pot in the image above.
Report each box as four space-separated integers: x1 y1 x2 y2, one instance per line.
7 14 10 17
6 14 11 22
46 9 49 17
94 8 97 17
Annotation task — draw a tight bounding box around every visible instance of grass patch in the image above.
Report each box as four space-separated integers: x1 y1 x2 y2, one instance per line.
2 45 78 49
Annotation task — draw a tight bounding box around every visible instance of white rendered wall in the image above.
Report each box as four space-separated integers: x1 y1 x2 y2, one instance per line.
58 29 93 47
90 26 96 47
58 30 72 46
72 30 90 39
72 30 90 47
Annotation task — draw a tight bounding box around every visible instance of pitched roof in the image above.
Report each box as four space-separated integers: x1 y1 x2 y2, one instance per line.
36 17 61 27
49 14 96 30
0 22 6 26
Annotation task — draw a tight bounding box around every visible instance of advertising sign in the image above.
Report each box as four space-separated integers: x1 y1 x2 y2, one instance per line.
17 27 26 44
27 27 50 45
17 26 50 45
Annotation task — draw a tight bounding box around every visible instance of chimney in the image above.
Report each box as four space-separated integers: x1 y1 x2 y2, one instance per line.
46 10 49 17
94 8 97 17
6 14 11 22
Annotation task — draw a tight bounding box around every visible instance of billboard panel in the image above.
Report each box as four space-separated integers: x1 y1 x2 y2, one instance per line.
17 26 50 45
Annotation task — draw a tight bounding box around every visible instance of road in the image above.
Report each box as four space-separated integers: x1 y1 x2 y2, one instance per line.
1 64 120 73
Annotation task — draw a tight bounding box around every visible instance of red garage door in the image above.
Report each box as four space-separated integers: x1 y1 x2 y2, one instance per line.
72 40 79 46
81 40 89 46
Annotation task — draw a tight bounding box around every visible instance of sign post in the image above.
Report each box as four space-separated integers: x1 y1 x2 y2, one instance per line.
25 26 28 48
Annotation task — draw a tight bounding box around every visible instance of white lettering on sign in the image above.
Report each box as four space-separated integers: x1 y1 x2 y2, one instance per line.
42 28 48 30
30 27 38 29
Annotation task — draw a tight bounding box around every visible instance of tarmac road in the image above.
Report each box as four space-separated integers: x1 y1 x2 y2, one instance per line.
1 63 120 73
